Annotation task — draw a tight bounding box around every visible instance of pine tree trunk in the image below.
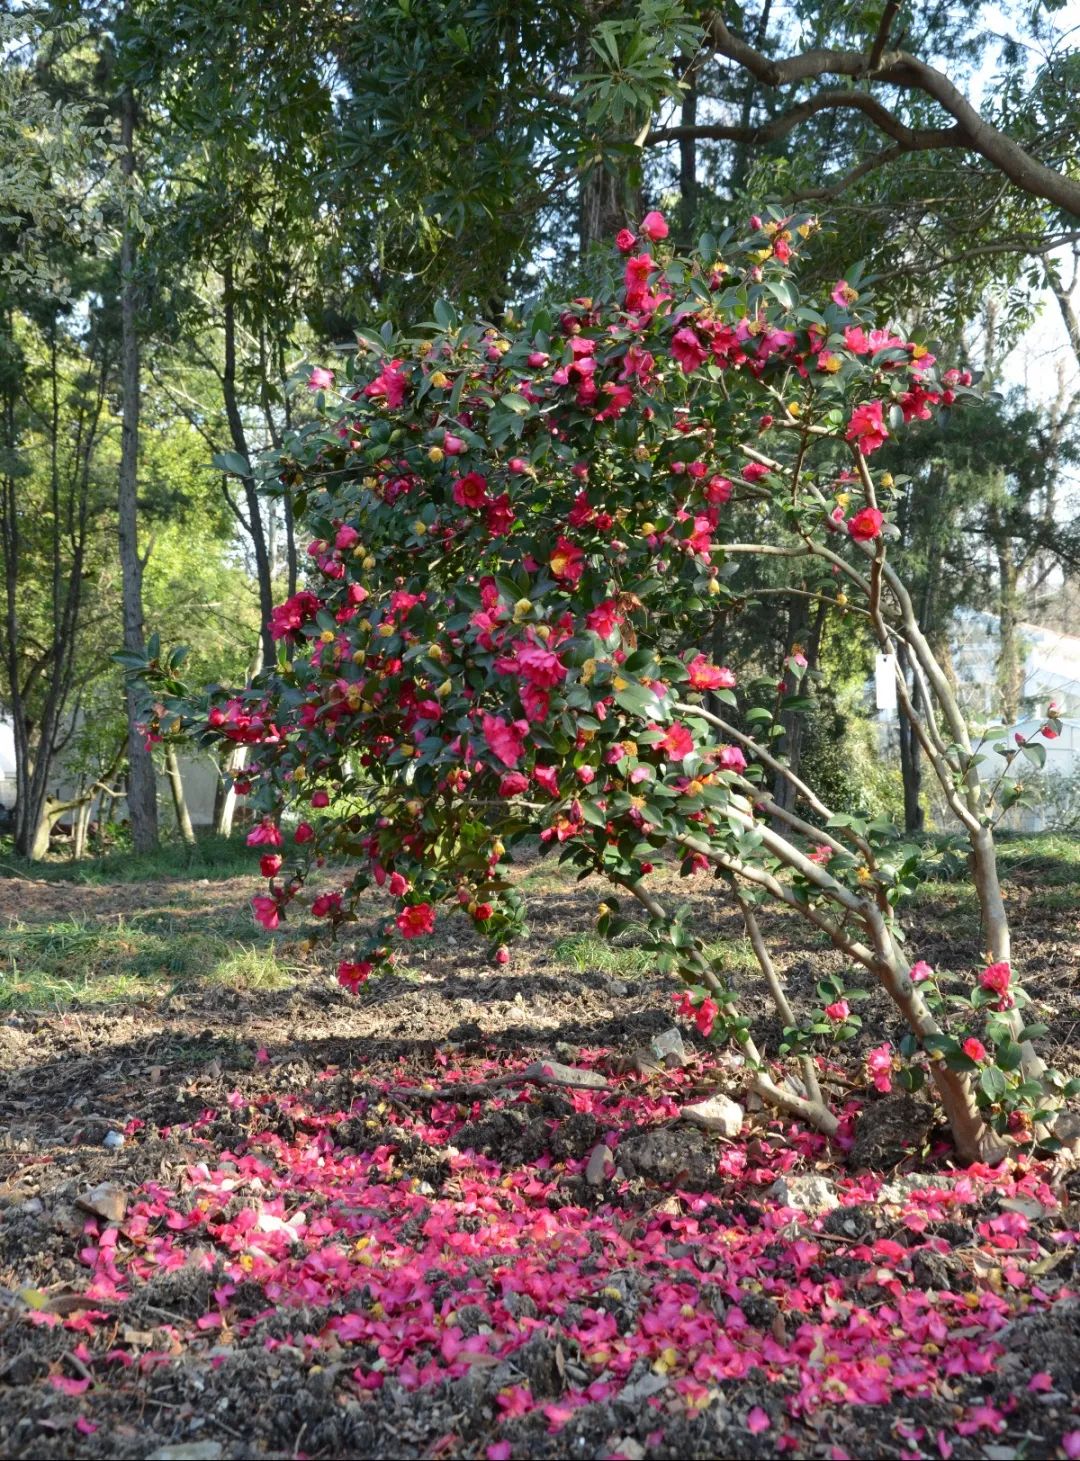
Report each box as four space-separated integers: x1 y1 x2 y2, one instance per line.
118 89 159 855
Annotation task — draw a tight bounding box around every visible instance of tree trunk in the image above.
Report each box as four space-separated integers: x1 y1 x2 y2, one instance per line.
213 742 248 838
678 73 698 242
896 642 924 832
73 799 91 860
165 744 196 845
995 528 1022 723
222 258 276 667
118 89 159 855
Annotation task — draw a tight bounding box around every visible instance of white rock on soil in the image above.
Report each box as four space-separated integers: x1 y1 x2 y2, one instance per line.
769 1173 840 1214
679 1095 744 1138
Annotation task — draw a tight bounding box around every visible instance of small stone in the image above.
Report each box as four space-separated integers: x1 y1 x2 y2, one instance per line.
585 1143 613 1185
523 1059 607 1089
102 1130 125 1151
769 1173 839 1214
553 1041 578 1061
147 1445 223 1461
878 1172 956 1206
76 1182 127 1224
649 1027 689 1067
680 1094 744 1138
605 979 629 997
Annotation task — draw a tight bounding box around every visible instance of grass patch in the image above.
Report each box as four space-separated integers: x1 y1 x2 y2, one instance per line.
552 930 757 979
0 916 295 1011
0 833 256 886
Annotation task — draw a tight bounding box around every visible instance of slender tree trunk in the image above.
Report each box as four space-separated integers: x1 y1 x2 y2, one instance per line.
994 527 1022 723
118 89 159 854
896 642 923 832
678 73 698 242
73 799 91 860
222 259 276 666
165 744 196 845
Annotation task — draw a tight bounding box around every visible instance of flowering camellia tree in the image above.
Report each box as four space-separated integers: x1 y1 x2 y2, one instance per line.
139 209 1076 1165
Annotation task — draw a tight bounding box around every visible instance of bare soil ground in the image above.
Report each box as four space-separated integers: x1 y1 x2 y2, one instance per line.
0 847 1078 1459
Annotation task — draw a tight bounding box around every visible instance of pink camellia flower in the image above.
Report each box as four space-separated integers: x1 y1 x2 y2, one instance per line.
260 853 282 879
482 712 529 768
294 822 314 844
494 945 510 965
533 765 559 796
1042 724 1059 739
498 771 529 797
980 961 1010 994
388 872 409 897
831 279 859 307
671 326 708 373
845 400 890 454
659 722 695 761
335 523 359 551
251 895 280 931
363 359 408 408
686 654 736 691
310 789 330 808
706 475 733 504
1061 1431 1080 1459
808 844 834 865
825 999 850 1022
848 506 884 541
337 960 372 993
443 431 466 455
716 745 747 773
865 1043 894 1093
746 1407 771 1435
962 1036 987 1062
615 228 637 253
247 819 282 848
585 599 622 638
396 903 435 939
311 891 342 918
742 462 770 483
640 210 669 241
307 366 334 391
910 959 933 982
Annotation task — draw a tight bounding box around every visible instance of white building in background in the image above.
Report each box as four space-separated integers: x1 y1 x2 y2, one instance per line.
879 610 1080 831
0 718 222 831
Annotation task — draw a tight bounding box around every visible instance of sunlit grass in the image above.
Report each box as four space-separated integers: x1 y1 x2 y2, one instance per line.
551 929 758 978
0 916 294 1011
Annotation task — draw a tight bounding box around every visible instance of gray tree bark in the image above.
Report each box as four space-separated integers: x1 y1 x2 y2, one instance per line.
118 89 159 854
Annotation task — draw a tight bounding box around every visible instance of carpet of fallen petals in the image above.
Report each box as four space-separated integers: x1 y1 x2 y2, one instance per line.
10 1048 1080 1460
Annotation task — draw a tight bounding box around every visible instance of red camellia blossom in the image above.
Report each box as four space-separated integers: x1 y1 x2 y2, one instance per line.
848 506 884 541
307 366 334 392
825 999 850 1022
294 822 314 844
452 471 489 509
615 228 637 253
269 590 321 643
671 326 708 373
337 959 372 993
498 771 529 797
640 210 669 241
311 892 343 918
396 903 436 939
979 961 1011 1003
910 960 934 982
845 400 890 454
659 723 694 761
310 789 330 808
251 895 280 930
549 537 585 583
962 1036 987 1062
694 997 719 1038
260 853 282 879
